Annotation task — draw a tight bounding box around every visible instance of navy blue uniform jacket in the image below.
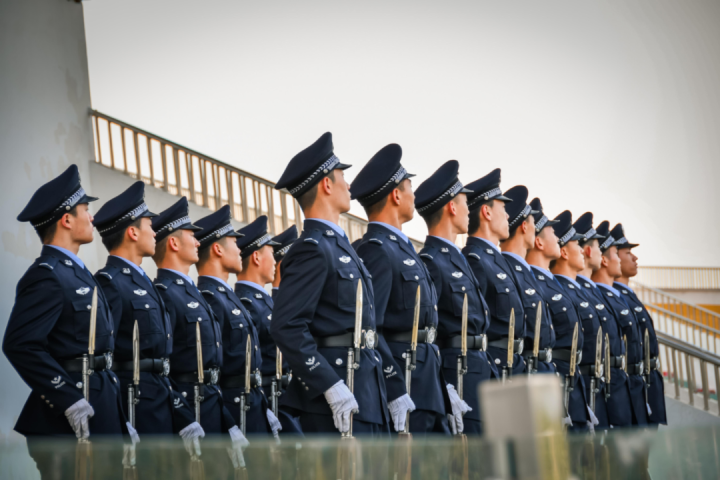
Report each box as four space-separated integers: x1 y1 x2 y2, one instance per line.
3 246 127 437
357 224 450 416
463 238 525 375
154 269 236 433
501 254 556 373
419 236 496 423
271 220 388 426
96 256 194 434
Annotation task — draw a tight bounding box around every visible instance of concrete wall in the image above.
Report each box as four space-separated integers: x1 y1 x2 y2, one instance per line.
0 0 99 436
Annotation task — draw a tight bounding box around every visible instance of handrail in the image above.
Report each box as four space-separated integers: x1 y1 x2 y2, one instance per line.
657 331 720 366
636 266 720 290
630 280 720 332
644 303 720 356
90 110 375 242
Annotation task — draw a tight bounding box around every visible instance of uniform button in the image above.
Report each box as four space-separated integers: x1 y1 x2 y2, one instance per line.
434 305 438 311
532 303 536 307
370 305 373 309
87 305 91 310
350 274 354 279
46 400 50 404
462 287 466 291
216 342 220 347
182 392 187 397
113 377 117 383
505 288 509 293
49 404 54 408
589 315 593 319
168 334 171 338
145 304 149 309
198 317 202 321
305 387 309 391
234 397 240 403
255 346 258 351
111 330 114 335
415 276 419 280
41 395 45 399
76 382 82 389
562 307 567 312
603 317 607 321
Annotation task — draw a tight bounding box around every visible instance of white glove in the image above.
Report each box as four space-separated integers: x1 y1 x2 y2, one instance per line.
324 380 359 433
446 384 471 434
126 422 140 445
266 409 283 437
228 425 249 468
387 394 416 432
586 406 599 426
179 421 205 457
587 421 595 434
122 444 136 468
562 415 573 427
64 398 94 440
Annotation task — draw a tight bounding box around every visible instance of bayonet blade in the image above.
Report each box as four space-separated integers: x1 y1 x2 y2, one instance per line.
461 294 468 357
507 308 515 368
244 335 252 394
276 347 282 381
595 327 602 375
196 322 204 384
644 329 650 375
605 333 611 383
623 334 628 373
88 287 97 355
569 323 578 377
411 286 420 352
354 280 363 349
133 320 140 386
532 302 542 358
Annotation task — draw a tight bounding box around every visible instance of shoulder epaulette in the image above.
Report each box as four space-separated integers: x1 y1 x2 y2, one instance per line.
302 229 324 246
240 297 252 303
35 256 58 271
467 252 481 260
201 290 214 295
368 238 383 245
97 265 120 281
38 262 54 270
420 253 433 260
304 237 319 245
154 282 168 290
97 271 112 279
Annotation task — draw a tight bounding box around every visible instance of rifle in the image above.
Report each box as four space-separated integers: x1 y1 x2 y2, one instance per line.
501 309 515 383
240 336 251 436
604 334 611 401
563 323 579 428
528 302 542 375
75 287 97 480
589 327 602 414
643 329 651 409
450 294 469 480
123 321 140 479
457 294 468 406
271 347 282 419
191 323 206 480
401 285 420 436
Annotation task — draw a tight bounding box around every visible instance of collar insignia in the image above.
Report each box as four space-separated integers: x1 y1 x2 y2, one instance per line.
134 289 147 296
218 286 225 292
389 235 397 241
176 279 184 285
515 265 522 271
622 290 628 294
255 293 263 299
76 287 90 295
486 249 494 255
122 268 131 274
326 230 334 236
607 292 613 297
268 314 272 320
339 256 351 264
552 294 563 301
568 284 575 289
403 259 416 266
187 302 199 309
232 309 241 315
64 260 72 266
525 288 536 295
441 248 449 253
452 272 463 278
497 273 507 280
538 275 545 280
584 283 591 288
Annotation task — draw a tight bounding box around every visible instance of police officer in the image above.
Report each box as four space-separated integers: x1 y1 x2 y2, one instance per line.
549 211 604 431
272 132 388 435
499 187 556 374
415 160 486 435
525 200 590 431
351 144 452 434
612 223 667 426
270 225 298 298
93 181 204 453
462 169 525 377
591 221 644 427
3 165 137 478
151 198 248 459
235 215 302 435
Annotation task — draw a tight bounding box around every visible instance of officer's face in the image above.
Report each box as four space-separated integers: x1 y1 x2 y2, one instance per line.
332 170 352 213
565 240 585 272
524 216 536 249
491 200 510 240
539 227 561 260
221 236 242 274
398 179 415 223
583 239 602 271
452 194 469 234
137 217 156 257
618 248 638 278
179 229 200 264
72 203 95 244
258 245 277 284
603 246 622 278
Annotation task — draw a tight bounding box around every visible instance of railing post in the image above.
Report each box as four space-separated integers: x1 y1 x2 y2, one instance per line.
94 114 103 165
160 143 169 192
133 131 141 180
108 121 116 169
715 365 720 416
701 360 710 411
173 148 181 196
201 159 209 208
120 127 128 173
686 354 695 406
673 348 680 400
239 175 248 223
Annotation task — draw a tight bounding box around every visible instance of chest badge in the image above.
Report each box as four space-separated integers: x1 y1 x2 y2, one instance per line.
552 294 563 301
496 273 507 280
76 287 90 295
486 249 494 255
232 309 241 316
580 302 589 308
515 265 522 271
339 256 351 264
122 268 131 274
218 286 225 292
441 248 449 253
634 306 643 312
134 289 147 296
403 259 416 266
621 309 629 315
187 302 199 309
255 293 263 299
384 366 394 373
176 279 184 285
525 288 536 295
452 272 463 278
596 304 605 310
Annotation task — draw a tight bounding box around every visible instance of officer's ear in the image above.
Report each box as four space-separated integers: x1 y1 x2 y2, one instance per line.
252 250 262 267
211 241 224 258
560 245 570 261
534 232 544 251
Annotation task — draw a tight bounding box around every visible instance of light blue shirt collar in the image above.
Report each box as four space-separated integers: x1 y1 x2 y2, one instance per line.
556 274 582 290
47 245 85 270
200 275 234 292
615 282 634 294
111 255 146 278
236 280 267 295
306 218 346 239
596 282 621 296
530 265 554 280
369 222 409 244
577 274 598 289
473 236 500 253
429 236 462 254
502 251 532 272
161 268 195 286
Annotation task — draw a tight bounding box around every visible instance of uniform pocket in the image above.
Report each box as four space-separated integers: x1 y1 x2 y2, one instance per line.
131 299 163 350
229 320 247 352
549 301 572 337
493 282 515 320
72 299 94 342
337 268 361 310
185 312 213 346
449 283 469 316
401 269 426 310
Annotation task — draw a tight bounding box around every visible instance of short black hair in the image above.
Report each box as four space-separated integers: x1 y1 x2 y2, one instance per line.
37 206 78 244
298 170 336 211
468 200 493 235
362 181 406 217
101 218 142 253
152 230 181 264
196 236 231 269
420 205 444 230
579 237 598 249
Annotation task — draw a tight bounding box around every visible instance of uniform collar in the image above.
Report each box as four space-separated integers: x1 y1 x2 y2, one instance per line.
368 221 408 244
200 275 234 292
110 255 146 278
614 281 634 294
502 251 532 272
555 274 582 290
428 235 462 254
530 265 554 280
236 280 267 295
47 244 85 270
596 282 621 296
470 236 500 253
577 274 597 288
159 268 195 286
305 218 346 238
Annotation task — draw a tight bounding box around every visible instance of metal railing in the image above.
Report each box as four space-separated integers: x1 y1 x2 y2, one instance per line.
630 281 720 331
636 266 720 290
645 303 720 356
90 111 370 241
657 331 720 414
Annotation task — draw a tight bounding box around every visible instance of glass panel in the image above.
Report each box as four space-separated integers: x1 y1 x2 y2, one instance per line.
123 128 138 176
96 118 112 167
110 123 125 171
149 139 164 189
205 162 216 210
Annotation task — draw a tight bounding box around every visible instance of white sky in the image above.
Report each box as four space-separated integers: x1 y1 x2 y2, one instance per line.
83 0 720 267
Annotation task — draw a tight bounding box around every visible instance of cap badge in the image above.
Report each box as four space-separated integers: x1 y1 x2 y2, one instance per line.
187 302 199 309
552 294 563 301
232 309 241 315
176 279 184 285
634 307 643 312
580 302 589 308
339 256 351 264
515 266 522 271
497 273 507 280
133 289 147 296
403 259 416 266
76 287 90 295
621 309 629 315
525 288 536 295
452 272 463 278
64 260 72 266
486 249 494 255
441 248 449 253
